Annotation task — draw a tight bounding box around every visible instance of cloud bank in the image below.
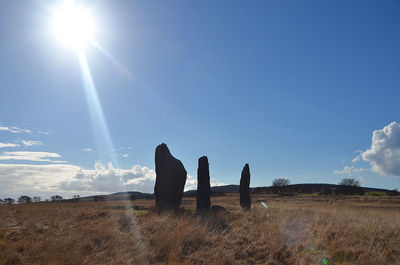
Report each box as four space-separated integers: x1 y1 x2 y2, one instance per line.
0 142 19 148
362 122 400 176
0 151 62 162
59 162 157 193
0 150 224 198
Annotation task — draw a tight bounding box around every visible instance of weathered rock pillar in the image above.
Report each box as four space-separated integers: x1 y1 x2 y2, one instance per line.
154 143 187 211
240 163 251 210
196 156 211 211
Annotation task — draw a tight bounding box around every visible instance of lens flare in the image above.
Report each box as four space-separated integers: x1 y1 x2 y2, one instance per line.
260 201 269 209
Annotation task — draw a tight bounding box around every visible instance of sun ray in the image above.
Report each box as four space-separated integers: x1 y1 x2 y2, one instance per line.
50 1 127 174
91 41 134 80
76 49 119 167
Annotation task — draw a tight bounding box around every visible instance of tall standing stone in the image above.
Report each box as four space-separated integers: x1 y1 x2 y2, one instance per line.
154 143 187 211
240 163 251 210
196 156 211 211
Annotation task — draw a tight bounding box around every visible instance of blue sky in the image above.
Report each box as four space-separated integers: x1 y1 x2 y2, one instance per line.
1 0 400 199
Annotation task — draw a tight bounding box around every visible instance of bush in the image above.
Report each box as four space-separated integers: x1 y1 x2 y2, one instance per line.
272 178 291 186
17 196 32 204
337 178 364 195
272 178 291 194
50 195 63 202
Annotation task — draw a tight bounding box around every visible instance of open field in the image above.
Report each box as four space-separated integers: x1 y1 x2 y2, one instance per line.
1 194 400 265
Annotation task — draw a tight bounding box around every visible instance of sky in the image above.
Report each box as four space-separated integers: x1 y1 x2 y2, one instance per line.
0 0 400 199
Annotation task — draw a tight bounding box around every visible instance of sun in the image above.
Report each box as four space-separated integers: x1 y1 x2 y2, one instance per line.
52 1 94 49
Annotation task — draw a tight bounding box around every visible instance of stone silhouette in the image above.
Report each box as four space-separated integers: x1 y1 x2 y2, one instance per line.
154 143 187 211
196 156 211 211
240 163 251 210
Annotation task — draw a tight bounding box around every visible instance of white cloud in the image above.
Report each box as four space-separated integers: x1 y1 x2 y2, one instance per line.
211 178 226 187
333 166 368 175
0 125 31 134
60 163 225 193
0 154 226 197
118 146 133 150
0 163 81 197
0 161 157 196
82 148 94 153
352 150 362 163
38 130 50 135
121 154 129 158
185 175 197 191
0 147 226 197
0 151 62 162
0 163 79 186
362 122 400 176
0 142 19 148
21 140 43 147
358 176 366 184
0 140 43 148
57 162 157 193
184 175 226 191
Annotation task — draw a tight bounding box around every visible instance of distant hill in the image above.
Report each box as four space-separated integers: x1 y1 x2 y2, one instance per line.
68 183 398 202
251 183 396 195
183 185 239 197
71 191 154 202
187 183 396 196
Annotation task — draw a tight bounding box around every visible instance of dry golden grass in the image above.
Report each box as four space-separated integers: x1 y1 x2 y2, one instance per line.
1 194 400 265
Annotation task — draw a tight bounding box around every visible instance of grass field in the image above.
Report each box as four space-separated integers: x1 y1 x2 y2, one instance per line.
1 194 400 265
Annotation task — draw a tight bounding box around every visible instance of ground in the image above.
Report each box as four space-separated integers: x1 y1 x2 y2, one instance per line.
0 194 400 265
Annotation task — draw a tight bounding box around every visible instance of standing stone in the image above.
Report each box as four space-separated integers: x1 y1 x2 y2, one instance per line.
240 163 251 210
196 156 211 211
154 143 187 211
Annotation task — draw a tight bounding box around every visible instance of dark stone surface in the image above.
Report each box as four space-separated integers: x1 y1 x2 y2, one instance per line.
196 156 211 211
211 205 226 213
154 143 187 211
240 163 251 210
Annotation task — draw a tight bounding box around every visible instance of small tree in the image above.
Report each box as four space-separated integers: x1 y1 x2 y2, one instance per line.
32 196 41 203
339 178 360 187
50 195 63 202
72 195 80 202
18 196 32 204
273 178 291 186
338 178 363 195
4 198 15 205
272 178 291 194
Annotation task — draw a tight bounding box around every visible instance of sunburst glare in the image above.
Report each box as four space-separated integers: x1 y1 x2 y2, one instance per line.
52 1 94 49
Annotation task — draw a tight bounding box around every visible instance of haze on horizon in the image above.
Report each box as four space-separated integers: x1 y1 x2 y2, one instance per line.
0 0 400 199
